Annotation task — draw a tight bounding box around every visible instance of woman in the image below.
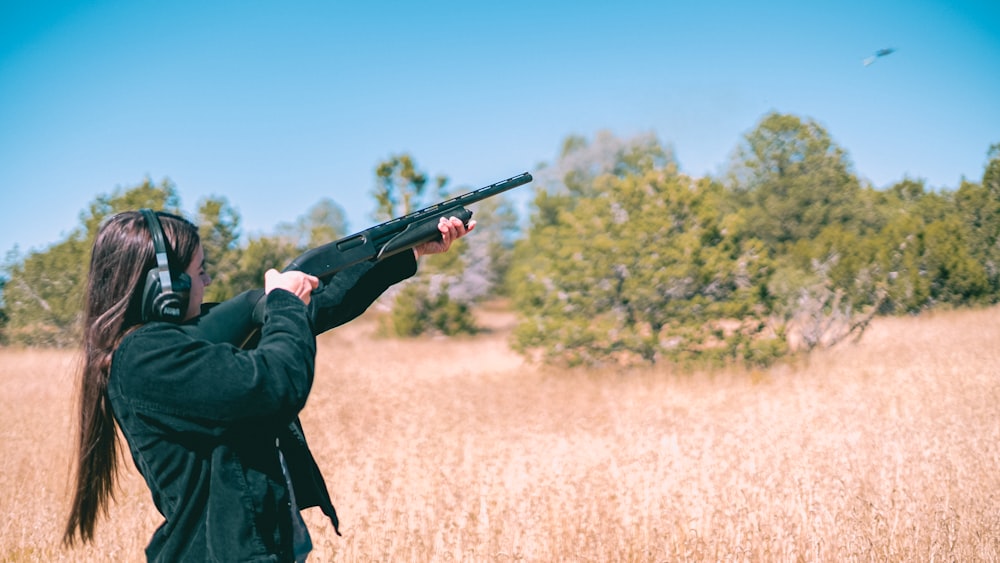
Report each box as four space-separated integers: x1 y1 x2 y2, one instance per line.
63 209 472 561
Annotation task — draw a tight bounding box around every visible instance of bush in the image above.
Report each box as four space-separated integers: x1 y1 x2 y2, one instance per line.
389 281 478 337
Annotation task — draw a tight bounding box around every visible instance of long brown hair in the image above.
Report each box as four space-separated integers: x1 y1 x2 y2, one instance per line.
64 210 200 545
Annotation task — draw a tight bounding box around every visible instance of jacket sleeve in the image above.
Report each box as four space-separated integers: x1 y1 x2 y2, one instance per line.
308 250 418 334
110 289 316 430
186 251 418 347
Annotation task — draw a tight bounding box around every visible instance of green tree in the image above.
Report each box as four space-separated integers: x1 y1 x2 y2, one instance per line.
389 282 478 337
200 195 349 301
372 154 446 220
370 155 484 336
196 196 243 302
1 237 90 346
275 198 349 251
869 211 931 314
724 113 895 350
80 178 183 238
951 145 1000 294
3 178 181 346
984 143 1000 198
226 235 299 295
0 273 8 344
510 134 777 367
923 217 990 304
726 112 866 248
773 224 889 351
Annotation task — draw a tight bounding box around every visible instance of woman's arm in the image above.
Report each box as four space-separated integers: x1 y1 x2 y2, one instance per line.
110 289 317 432
310 216 473 333
309 251 417 333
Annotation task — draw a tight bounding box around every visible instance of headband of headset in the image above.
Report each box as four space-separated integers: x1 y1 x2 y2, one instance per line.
139 209 191 322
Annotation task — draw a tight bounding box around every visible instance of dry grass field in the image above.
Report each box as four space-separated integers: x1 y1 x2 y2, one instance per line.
2 305 1000 562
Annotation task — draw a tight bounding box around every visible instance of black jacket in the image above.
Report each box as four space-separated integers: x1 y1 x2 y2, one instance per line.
108 254 416 562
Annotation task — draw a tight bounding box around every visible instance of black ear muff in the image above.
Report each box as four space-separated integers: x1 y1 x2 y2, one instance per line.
140 209 191 323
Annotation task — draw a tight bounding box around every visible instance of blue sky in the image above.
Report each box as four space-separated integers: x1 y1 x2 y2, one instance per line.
2 0 998 256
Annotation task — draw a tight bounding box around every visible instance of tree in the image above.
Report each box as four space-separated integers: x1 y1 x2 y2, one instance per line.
3 178 181 346
369 155 479 336
1 237 90 346
951 145 1000 295
0 273 8 344
772 225 888 351
203 195 348 301
984 143 1000 198
923 217 990 304
275 198 349 251
80 178 183 239
510 133 778 367
196 196 243 302
868 211 931 314
226 235 299 296
726 112 866 248
372 154 446 220
389 282 478 337
724 113 896 350
534 129 674 200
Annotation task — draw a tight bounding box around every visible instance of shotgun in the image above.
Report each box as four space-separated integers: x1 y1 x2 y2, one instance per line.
181 172 533 348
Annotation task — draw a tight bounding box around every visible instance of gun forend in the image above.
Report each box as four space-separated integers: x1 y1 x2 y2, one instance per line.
377 206 473 259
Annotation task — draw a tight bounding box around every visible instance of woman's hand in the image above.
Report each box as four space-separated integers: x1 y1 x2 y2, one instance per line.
413 216 476 259
264 269 320 305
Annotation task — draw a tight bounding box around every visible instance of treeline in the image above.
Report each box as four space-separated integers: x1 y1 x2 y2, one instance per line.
2 112 998 368
511 113 1000 366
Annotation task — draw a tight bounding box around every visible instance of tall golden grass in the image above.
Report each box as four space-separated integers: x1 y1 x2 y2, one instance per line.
2 305 999 562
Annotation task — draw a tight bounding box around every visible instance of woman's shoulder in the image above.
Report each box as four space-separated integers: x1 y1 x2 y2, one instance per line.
109 320 241 401
119 321 188 347
113 322 200 373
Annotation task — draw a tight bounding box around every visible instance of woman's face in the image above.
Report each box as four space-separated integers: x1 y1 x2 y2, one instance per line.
183 244 212 321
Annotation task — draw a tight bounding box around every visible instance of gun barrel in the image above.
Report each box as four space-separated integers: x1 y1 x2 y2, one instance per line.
373 172 532 236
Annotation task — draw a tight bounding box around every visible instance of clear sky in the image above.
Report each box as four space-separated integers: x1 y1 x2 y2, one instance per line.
2 0 998 256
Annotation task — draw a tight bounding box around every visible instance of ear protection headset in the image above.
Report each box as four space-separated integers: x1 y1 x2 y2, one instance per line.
140 208 192 323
